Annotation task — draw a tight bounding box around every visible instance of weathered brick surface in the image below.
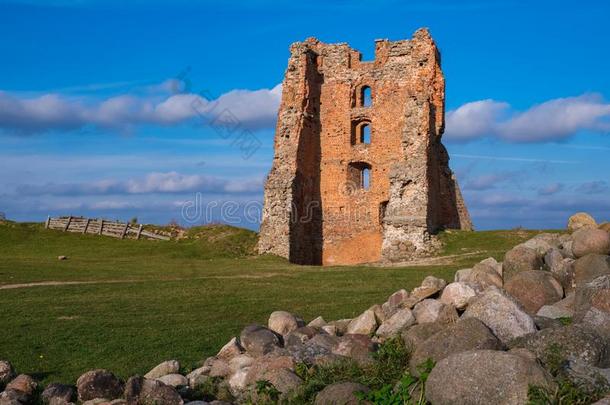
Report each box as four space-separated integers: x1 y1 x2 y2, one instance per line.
258 28 472 265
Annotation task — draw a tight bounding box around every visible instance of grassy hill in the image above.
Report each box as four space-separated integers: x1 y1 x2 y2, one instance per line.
0 221 546 384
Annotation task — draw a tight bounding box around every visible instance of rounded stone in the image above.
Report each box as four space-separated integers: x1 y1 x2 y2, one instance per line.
144 360 180 379
509 325 608 368
573 254 610 286
469 263 503 289
462 286 536 344
76 369 124 402
41 383 76 404
268 311 304 336
572 229 610 258
439 282 478 309
375 308 415 338
156 373 188 387
568 212 597 233
0 360 15 388
504 270 564 314
503 245 543 282
314 382 370 405
409 318 502 376
239 324 282 357
426 350 555 405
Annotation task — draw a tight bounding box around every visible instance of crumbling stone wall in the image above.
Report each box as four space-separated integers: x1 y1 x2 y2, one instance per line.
258 28 472 265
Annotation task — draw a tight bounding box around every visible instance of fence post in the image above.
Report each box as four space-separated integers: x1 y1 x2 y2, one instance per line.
64 216 72 232
99 219 104 235
83 218 90 234
136 224 143 240
121 222 129 239
45 216 50 229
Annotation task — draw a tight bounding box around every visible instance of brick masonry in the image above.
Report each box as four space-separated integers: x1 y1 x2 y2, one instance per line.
258 28 472 265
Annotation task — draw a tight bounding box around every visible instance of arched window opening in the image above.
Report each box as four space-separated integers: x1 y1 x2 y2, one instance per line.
351 121 371 145
360 123 371 144
361 86 372 107
379 200 388 224
347 162 372 192
362 167 370 190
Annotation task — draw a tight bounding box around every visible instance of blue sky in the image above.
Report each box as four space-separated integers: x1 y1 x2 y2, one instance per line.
0 0 609 230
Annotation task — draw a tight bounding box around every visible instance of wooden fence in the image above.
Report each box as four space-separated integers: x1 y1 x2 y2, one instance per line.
45 216 170 241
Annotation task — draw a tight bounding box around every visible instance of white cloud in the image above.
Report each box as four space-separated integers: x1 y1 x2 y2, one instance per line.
0 82 282 134
15 171 264 196
538 182 563 196
446 94 610 142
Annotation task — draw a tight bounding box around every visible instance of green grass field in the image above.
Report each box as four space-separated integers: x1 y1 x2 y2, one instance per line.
0 221 544 385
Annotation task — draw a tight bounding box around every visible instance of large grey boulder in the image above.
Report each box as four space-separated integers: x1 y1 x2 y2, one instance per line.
415 299 458 324
463 286 536 344
76 369 124 402
574 254 610 286
580 307 610 341
0 361 15 388
562 359 610 395
504 270 563 314
332 334 376 366
509 325 609 368
314 382 370 405
454 268 473 283
545 248 576 293
326 319 351 336
239 324 282 356
405 276 446 307
469 262 503 289
426 350 555 405
401 322 445 352
216 337 243 360
522 233 561 256
186 366 211 389
346 309 377 335
375 308 415 338
382 289 410 315
284 326 318 347
572 229 610 258
574 275 610 320
268 311 304 336
439 282 478 310
536 293 575 319
503 245 543 282
244 354 301 394
156 374 187 387
124 375 184 405
307 316 326 329
4 374 37 404
409 318 502 376
41 383 75 404
144 360 180 379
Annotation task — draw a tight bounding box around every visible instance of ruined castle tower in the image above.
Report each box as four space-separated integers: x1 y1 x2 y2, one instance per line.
258 28 472 265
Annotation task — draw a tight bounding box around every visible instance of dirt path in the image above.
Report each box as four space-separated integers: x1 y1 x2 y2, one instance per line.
371 250 485 267
0 272 288 290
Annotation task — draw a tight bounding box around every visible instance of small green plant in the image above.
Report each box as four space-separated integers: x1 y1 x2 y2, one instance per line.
193 376 222 401
527 380 606 405
557 317 572 326
254 380 281 404
527 343 608 404
290 337 415 403
356 358 435 405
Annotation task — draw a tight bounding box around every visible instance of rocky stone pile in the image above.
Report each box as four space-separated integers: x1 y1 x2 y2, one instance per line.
1 212 609 404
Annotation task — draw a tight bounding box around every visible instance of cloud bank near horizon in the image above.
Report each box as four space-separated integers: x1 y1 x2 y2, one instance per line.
0 82 282 134
445 94 610 142
1 81 609 143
